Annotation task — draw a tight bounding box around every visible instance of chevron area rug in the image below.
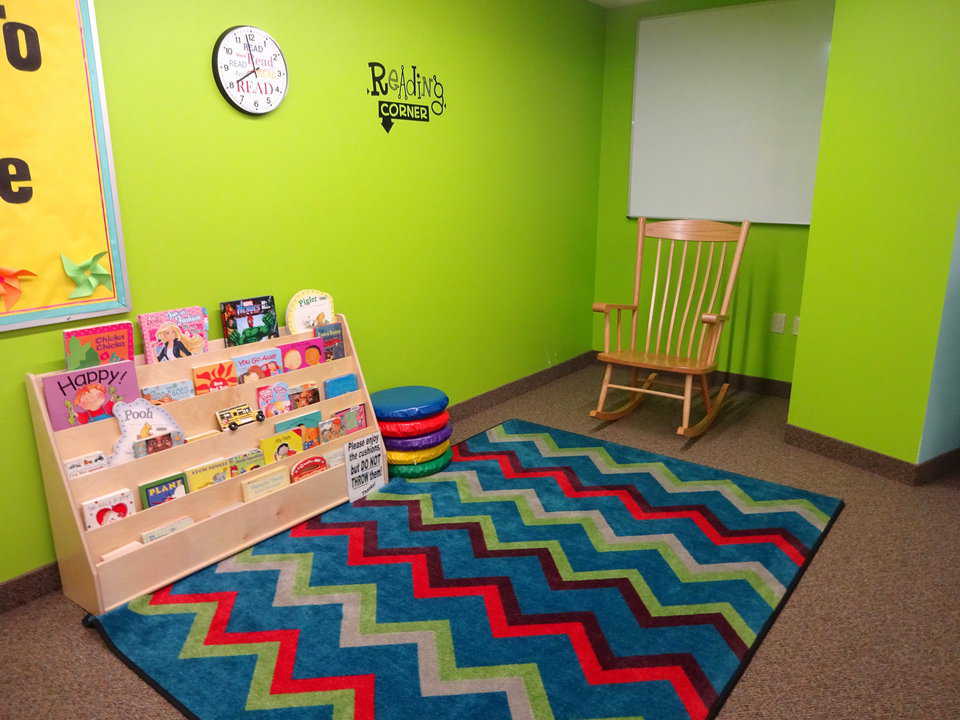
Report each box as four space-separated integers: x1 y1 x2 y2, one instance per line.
92 419 843 720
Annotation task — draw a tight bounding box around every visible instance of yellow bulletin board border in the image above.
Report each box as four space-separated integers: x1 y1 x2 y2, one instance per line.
1 0 129 332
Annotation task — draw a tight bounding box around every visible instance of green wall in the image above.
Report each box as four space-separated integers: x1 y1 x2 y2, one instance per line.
0 0 606 583
8 0 957 586
788 0 960 462
593 0 807 383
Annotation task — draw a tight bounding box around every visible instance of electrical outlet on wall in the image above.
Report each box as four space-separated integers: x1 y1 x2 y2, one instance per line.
770 312 786 334
792 316 800 335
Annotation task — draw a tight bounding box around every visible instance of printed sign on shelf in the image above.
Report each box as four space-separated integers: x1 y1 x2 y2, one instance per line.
346 432 386 503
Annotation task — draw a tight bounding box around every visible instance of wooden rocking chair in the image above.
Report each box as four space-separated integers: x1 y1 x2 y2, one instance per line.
591 218 750 437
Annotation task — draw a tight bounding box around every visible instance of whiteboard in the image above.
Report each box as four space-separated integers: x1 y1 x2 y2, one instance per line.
628 0 834 224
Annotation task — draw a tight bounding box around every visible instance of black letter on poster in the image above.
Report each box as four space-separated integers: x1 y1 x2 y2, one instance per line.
3 18 43 71
0 157 33 203
368 62 387 96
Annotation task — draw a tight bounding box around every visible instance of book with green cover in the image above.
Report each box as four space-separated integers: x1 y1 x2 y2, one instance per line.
220 295 279 347
229 448 265 477
138 473 188 509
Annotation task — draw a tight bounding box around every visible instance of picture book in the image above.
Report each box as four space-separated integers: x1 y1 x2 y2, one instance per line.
141 516 194 544
278 337 325 372
285 289 335 333
256 382 291 416
64 450 108 479
233 347 283 384
288 382 321 410
324 373 358 399
193 360 238 394
81 488 135 531
241 469 289 502
314 322 345 360
220 295 279 347
228 448 265 477
110 399 183 466
318 416 344 444
275 410 322 449
138 473 188 509
141 379 195 405
335 403 368 434
132 430 186 459
184 457 229 492
291 454 327 482
259 429 304 463
63 321 134 370
42 360 139 431
115 398 182 438
138 306 209 364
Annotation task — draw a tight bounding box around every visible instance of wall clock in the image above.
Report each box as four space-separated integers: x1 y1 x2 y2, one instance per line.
212 26 288 115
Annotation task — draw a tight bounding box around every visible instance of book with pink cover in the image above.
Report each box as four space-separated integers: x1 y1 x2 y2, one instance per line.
138 306 209 364
42 360 140 431
278 337 325 372
63 321 135 370
256 382 291 416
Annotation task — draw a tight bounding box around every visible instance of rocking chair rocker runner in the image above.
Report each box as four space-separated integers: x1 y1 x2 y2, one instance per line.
591 218 750 437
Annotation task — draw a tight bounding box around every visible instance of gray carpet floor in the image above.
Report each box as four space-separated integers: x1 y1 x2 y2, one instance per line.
2 364 959 719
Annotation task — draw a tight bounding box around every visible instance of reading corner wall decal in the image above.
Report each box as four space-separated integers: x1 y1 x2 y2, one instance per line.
366 60 447 134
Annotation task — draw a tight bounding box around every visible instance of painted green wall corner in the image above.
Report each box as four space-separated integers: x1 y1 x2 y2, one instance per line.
788 0 960 462
593 0 807 383
0 0 606 584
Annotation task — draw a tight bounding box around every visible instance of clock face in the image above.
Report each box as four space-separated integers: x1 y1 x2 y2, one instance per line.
212 26 288 115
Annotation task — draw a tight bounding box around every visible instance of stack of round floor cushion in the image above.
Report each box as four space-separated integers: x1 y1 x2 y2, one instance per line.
372 385 452 478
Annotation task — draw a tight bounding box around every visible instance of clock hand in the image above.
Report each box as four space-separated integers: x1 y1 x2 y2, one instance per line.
245 41 258 78
237 69 256 82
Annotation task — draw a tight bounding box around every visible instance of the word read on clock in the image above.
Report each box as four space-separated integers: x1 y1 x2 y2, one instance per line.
212 25 287 115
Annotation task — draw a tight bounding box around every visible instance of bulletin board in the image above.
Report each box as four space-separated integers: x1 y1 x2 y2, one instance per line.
0 0 129 332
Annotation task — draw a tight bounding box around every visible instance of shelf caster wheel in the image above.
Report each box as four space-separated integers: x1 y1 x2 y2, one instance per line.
81 613 97 628
256 410 265 422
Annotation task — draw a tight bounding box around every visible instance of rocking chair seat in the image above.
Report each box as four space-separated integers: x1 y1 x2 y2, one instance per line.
596 349 715 375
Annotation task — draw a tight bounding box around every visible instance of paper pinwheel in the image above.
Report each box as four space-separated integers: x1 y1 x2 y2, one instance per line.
0 267 37 311
61 251 113 299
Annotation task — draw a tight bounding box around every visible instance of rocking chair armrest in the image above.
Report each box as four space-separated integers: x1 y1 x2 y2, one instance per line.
593 302 637 314
701 313 728 325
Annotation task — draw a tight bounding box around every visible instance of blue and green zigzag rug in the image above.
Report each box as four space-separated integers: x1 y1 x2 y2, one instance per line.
92 419 843 720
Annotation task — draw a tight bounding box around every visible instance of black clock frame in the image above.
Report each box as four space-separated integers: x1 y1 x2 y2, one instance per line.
211 25 288 116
